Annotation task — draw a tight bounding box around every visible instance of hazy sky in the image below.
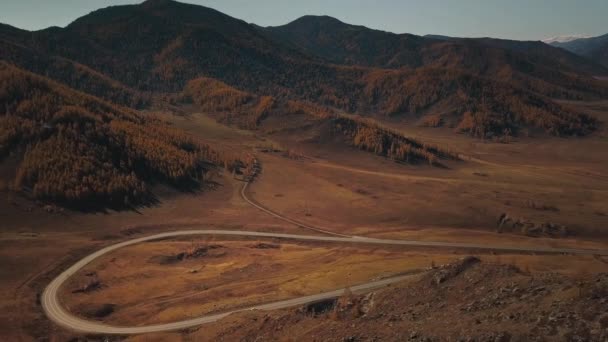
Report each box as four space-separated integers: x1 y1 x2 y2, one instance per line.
1 0 607 40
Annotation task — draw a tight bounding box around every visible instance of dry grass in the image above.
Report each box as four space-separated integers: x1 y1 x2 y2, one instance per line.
59 238 608 328
2 103 608 340
59 239 453 326
258 101 608 239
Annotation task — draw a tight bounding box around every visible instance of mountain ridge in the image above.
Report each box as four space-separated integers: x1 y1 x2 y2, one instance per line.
550 33 608 68
0 0 606 140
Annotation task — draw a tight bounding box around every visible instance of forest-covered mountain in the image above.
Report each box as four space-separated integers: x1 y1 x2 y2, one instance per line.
0 0 606 139
266 16 606 76
0 62 244 208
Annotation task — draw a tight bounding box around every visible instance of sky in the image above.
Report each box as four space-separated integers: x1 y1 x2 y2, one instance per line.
1 0 607 41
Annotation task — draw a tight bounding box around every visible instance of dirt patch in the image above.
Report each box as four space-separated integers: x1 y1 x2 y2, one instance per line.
72 279 103 294
300 298 337 316
526 200 559 212
92 234 121 241
249 242 280 249
354 188 372 196
82 304 116 320
121 228 143 236
150 244 226 265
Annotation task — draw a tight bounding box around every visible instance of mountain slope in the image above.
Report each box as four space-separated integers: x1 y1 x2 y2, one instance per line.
24 0 312 93
0 37 148 107
0 0 606 139
265 15 428 68
551 33 608 68
266 16 608 77
267 17 608 107
184 67 597 139
184 258 608 341
0 62 242 208
182 77 459 166
359 67 597 137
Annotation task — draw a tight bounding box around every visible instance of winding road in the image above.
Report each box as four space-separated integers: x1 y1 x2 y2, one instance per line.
42 230 426 334
42 177 608 335
42 229 608 334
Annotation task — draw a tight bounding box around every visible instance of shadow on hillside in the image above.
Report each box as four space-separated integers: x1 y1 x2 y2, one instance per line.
55 178 223 214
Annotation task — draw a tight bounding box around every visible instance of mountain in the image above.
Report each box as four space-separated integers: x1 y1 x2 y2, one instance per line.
0 37 148 107
0 0 346 103
264 16 608 112
267 17 607 76
20 0 304 93
0 62 243 209
1 0 607 141
265 15 429 68
550 33 608 68
542 34 592 44
182 77 459 165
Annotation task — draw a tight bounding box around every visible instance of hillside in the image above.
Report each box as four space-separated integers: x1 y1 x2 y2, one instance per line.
551 33 608 68
0 62 243 209
267 16 606 76
19 0 310 93
0 38 148 107
182 77 458 165
424 35 606 76
184 70 598 140
266 17 608 101
264 15 429 68
361 67 599 137
176 258 608 341
0 0 606 140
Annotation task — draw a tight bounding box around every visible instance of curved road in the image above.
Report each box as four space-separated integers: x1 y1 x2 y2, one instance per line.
43 174 608 334
42 230 421 334
43 229 608 334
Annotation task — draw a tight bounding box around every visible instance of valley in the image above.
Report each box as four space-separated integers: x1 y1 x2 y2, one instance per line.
1 0 608 341
2 108 608 340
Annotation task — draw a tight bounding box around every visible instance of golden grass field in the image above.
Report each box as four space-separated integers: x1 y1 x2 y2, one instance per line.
60 239 444 326
55 238 608 331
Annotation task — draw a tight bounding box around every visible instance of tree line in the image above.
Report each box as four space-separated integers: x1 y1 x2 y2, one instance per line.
0 62 245 209
182 77 458 166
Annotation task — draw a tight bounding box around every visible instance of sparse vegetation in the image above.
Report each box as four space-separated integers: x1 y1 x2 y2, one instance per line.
498 212 568 237
526 200 559 212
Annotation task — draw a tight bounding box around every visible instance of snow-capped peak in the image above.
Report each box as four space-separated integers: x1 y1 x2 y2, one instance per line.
542 34 591 44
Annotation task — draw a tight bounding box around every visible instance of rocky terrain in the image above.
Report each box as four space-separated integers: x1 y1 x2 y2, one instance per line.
192 258 608 341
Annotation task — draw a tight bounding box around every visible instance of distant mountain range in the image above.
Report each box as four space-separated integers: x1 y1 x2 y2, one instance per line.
0 0 607 138
542 35 592 44
549 33 608 68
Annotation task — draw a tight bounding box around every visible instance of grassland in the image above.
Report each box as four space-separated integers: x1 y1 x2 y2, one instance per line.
57 238 608 330
1 101 608 341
